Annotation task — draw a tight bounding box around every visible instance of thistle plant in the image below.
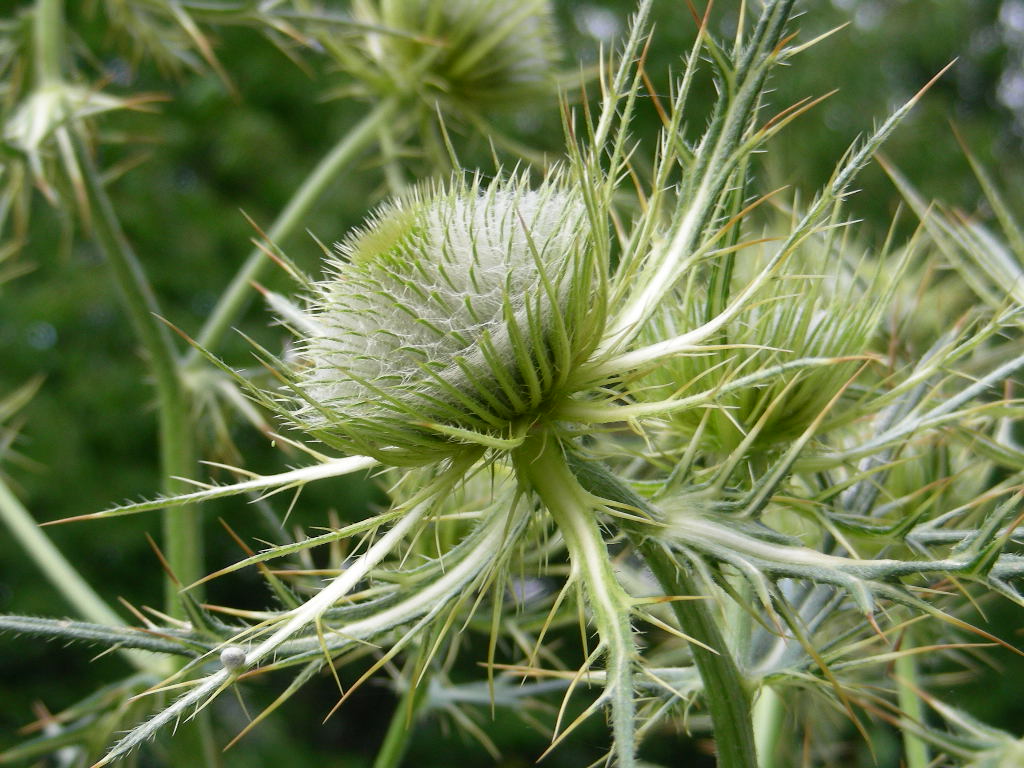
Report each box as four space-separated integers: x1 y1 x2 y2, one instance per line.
2 2 1024 768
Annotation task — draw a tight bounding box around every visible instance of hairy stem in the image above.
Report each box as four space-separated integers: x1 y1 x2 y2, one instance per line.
752 685 785 768
513 433 637 767
73 133 203 614
896 625 930 768
637 539 758 768
77 135 215 766
188 96 401 359
566 453 759 768
40 3 211 761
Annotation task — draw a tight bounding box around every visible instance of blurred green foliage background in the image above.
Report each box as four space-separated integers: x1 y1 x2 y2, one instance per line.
1 1 1022 765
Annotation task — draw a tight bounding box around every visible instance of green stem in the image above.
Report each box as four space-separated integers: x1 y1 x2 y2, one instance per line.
377 122 408 197
752 685 785 768
0 477 161 673
72 133 203 614
638 540 758 768
45 8 211 763
896 625 930 768
566 454 759 768
33 0 63 85
513 433 637 767
373 666 431 768
76 131 228 768
188 96 402 359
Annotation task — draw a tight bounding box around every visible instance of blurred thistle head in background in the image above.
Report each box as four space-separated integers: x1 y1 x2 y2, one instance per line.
347 0 560 112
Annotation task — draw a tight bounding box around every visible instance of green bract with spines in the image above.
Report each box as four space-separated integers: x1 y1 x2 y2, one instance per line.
639 231 904 454
287 171 604 463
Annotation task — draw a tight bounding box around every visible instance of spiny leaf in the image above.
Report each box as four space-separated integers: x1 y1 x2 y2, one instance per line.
0 615 207 656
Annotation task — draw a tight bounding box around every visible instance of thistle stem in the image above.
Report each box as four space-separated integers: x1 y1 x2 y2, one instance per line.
0 477 160 673
188 96 401 360
565 454 759 768
72 133 203 614
636 540 758 768
372 664 431 768
33 0 63 85
752 685 785 768
896 626 930 768
513 433 637 767
40 10 212 763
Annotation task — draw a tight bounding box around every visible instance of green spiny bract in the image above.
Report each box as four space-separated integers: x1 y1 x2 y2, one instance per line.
639 234 897 453
349 0 559 110
287 171 605 463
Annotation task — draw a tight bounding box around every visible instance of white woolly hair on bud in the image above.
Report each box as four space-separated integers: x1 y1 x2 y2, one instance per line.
284 170 603 463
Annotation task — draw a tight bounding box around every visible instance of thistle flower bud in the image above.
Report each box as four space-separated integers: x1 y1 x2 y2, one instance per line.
286 172 601 463
641 242 891 453
350 0 559 109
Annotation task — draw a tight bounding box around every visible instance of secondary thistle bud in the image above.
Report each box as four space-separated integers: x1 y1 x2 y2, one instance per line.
640 241 889 453
286 172 601 463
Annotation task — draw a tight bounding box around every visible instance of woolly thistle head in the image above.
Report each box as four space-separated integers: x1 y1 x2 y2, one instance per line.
285 171 603 463
349 0 559 110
